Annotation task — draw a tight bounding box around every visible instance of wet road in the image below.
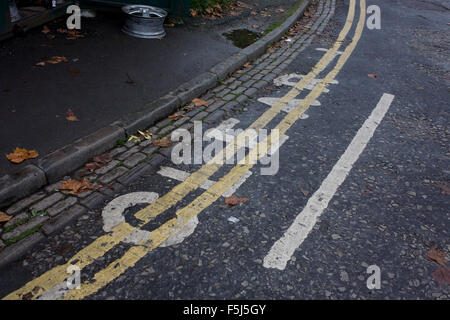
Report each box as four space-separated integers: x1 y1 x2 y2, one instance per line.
0 0 449 301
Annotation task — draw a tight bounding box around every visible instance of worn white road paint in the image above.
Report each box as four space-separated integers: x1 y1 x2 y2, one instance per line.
102 192 159 232
258 97 321 114
263 93 395 270
160 216 199 247
273 73 339 93
204 117 289 156
157 166 252 198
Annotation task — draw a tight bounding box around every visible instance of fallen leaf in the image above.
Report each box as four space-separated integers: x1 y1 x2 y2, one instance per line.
190 9 198 17
251 24 260 29
300 188 310 197
68 68 80 76
432 267 450 285
41 26 50 34
59 178 101 195
46 34 55 40
243 62 251 68
250 11 257 15
0 212 12 223
168 113 181 120
434 181 450 195
93 153 111 165
128 135 141 143
138 130 151 140
47 56 68 64
192 98 209 107
152 136 172 147
85 162 101 172
236 1 252 9
6 148 39 164
428 248 448 267
368 73 378 79
36 62 46 67
66 109 79 121
225 195 249 206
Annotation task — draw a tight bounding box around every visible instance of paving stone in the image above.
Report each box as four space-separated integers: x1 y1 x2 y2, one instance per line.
212 84 226 93
2 215 48 241
139 139 153 147
46 197 78 217
179 122 194 131
6 191 46 215
123 152 147 168
223 94 236 101
155 117 173 128
98 166 129 184
117 146 141 161
186 106 205 117
80 192 106 210
141 145 159 156
0 240 4 249
173 117 190 127
222 101 240 113
253 80 269 89
253 73 264 80
243 79 256 88
263 73 278 82
232 87 246 95
108 146 127 158
236 95 249 104
30 193 64 213
4 212 29 228
125 139 139 148
159 125 176 137
245 88 258 97
45 181 63 193
117 162 154 185
228 81 242 90
95 160 120 175
215 88 231 98
191 111 209 122
204 110 225 124
42 204 87 236
206 100 226 113
239 75 251 82
0 232 44 268
98 182 124 196
158 146 174 158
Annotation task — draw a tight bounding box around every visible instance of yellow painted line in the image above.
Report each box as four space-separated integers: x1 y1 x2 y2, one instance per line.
3 0 356 300
61 0 366 300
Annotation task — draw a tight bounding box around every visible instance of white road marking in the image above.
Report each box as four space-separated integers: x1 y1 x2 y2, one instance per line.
157 166 252 198
273 73 339 93
102 192 159 233
205 118 289 156
263 93 395 270
258 97 321 115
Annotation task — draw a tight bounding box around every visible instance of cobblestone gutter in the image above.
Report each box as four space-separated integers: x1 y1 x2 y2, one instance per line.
0 0 336 267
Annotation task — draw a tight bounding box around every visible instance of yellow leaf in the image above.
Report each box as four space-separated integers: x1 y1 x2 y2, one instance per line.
0 212 12 223
6 148 39 164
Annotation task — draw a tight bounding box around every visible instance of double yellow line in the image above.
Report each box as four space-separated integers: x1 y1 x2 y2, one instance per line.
4 0 366 300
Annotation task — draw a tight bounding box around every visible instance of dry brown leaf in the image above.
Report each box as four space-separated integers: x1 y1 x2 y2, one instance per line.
36 62 46 67
59 178 101 195
190 8 198 17
66 109 79 121
93 153 111 165
428 248 448 267
192 98 209 107
68 68 80 76
41 26 50 34
225 195 249 206
6 148 39 164
47 56 68 64
168 113 181 120
432 267 450 285
368 73 378 79
152 136 172 147
0 211 12 223
434 181 450 195
236 1 252 9
300 188 310 197
244 62 251 68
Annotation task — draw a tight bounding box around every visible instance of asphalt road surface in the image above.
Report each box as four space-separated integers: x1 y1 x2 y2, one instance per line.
0 0 449 301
